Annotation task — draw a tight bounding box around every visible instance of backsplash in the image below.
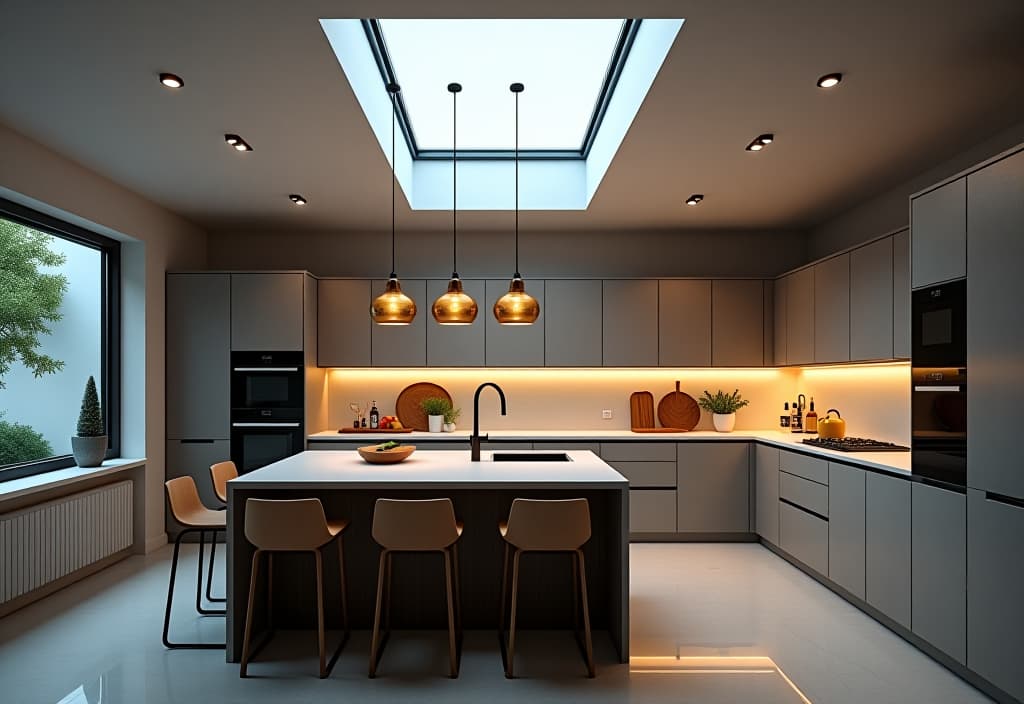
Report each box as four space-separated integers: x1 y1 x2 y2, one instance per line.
794 363 911 444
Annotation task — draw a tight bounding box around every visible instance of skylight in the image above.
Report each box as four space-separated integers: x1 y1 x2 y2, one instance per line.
370 19 631 155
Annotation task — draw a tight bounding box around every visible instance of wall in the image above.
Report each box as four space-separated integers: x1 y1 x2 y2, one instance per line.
0 122 208 552
808 120 1024 260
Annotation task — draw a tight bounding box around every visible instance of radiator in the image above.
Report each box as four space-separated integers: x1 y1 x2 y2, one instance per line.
1 480 133 604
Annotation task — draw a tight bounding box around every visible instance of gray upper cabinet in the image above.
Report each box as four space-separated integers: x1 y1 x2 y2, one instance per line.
967 149 1024 498
762 280 774 366
166 274 231 439
370 279 427 366
603 280 658 366
426 279 485 366
712 280 764 366
786 268 815 365
659 280 711 366
892 229 911 359
828 463 865 599
911 481 966 665
677 443 750 532
485 279 544 366
231 273 305 351
754 444 780 545
813 254 850 363
911 177 966 288
865 472 911 629
773 275 788 365
545 280 602 366
317 279 371 367
967 489 1024 702
850 238 894 361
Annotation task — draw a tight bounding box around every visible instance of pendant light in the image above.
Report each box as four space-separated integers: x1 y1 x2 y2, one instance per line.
371 82 416 325
432 82 478 326
493 82 540 325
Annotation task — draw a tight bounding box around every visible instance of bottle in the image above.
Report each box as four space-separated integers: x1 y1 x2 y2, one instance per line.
369 401 379 429
780 402 791 429
791 400 802 433
804 398 818 434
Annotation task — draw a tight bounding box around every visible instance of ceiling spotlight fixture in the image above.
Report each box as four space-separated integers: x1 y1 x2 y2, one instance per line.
432 82 478 326
288 194 307 205
494 82 540 326
224 134 252 151
685 194 704 206
816 73 843 88
745 134 774 152
371 83 417 326
159 72 184 89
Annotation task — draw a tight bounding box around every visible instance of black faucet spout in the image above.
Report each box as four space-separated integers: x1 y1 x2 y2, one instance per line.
471 382 507 461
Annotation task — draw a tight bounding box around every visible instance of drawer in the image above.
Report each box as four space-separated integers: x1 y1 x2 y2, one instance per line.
601 442 676 462
532 441 601 453
779 501 829 575
608 461 676 488
780 450 829 485
780 471 829 517
630 490 677 533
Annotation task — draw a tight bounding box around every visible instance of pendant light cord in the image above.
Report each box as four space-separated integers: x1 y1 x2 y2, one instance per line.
452 87 458 277
514 88 520 277
390 88 396 278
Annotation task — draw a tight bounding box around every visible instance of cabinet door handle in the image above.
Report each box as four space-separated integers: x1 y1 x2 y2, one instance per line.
984 492 1024 509
231 422 301 428
232 367 301 372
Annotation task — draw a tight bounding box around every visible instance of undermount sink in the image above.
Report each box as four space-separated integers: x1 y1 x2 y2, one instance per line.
491 452 573 462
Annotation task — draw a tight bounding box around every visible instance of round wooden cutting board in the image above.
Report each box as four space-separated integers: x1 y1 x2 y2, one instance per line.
657 381 700 431
396 382 453 431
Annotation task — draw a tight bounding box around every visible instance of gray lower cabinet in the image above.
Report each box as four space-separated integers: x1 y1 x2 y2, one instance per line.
773 275 788 365
778 502 828 575
785 268 815 365
911 481 966 665
865 472 911 629
659 280 712 366
911 177 966 288
712 280 764 366
426 279 485 366
676 443 750 532
850 238 894 361
370 279 427 366
967 488 1024 702
603 280 658 366
544 280 602 366
166 439 231 531
230 273 305 351
754 444 780 545
779 450 829 485
630 490 677 533
318 279 371 366
166 273 231 440
892 230 911 358
828 463 865 599
484 279 544 366
813 254 850 363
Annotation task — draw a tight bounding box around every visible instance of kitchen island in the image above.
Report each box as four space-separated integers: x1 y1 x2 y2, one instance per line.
225 449 630 663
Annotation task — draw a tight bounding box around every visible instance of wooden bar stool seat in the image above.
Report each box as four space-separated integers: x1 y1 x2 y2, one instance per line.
368 498 463 679
209 460 238 504
240 498 350 678
499 498 595 678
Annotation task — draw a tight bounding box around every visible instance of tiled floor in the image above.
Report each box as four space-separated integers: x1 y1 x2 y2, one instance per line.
0 543 990 704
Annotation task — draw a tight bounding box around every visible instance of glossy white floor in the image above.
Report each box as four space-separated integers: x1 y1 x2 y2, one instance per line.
0 543 990 704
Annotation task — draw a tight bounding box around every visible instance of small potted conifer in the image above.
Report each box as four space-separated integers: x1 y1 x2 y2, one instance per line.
71 376 107 467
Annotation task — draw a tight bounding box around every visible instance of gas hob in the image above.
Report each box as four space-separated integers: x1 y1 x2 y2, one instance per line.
801 437 910 452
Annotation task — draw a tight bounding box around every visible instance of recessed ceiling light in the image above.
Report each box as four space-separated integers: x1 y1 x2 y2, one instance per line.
685 194 704 206
817 73 842 88
159 72 184 89
224 134 252 151
289 194 307 205
745 134 774 151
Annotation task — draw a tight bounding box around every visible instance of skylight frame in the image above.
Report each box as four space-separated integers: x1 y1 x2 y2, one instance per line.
361 18 642 161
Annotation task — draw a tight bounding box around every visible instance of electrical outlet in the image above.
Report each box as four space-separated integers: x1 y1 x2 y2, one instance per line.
602 409 613 420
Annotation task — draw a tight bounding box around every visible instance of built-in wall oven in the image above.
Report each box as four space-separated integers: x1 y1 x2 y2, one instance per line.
231 351 304 473
911 279 966 489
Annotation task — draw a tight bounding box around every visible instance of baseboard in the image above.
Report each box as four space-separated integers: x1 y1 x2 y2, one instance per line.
631 532 758 543
145 533 168 554
0 547 132 619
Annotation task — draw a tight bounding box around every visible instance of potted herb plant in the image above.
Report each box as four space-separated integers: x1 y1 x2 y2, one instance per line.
443 404 461 433
72 376 107 466
698 389 750 433
420 396 450 433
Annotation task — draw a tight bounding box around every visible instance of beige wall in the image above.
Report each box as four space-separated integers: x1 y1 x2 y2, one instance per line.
0 122 208 552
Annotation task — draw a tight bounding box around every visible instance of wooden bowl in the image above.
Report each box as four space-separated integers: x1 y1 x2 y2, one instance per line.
357 444 416 465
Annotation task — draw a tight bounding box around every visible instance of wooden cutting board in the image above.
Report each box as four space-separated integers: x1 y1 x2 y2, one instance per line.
629 391 656 430
657 381 700 431
396 382 453 432
339 427 413 434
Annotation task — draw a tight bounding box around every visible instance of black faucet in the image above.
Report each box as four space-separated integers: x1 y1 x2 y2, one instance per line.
471 382 507 461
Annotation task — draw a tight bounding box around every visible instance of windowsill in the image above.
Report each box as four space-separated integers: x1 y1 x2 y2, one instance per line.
0 458 146 503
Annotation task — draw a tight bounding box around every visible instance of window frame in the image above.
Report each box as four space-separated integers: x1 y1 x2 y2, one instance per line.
0 197 121 483
361 18 642 160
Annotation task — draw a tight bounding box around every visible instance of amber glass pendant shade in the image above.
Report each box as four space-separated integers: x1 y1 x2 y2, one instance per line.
494 275 540 325
432 276 478 325
371 276 416 325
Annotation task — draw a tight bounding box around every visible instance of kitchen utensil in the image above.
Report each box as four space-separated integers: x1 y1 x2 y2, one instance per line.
817 409 847 439
396 382 453 432
358 444 416 464
657 381 700 431
630 391 656 429
339 427 412 434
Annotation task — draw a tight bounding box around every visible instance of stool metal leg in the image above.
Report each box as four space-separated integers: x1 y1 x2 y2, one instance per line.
205 530 225 603
504 548 522 678
314 549 327 678
368 549 390 678
239 550 262 677
576 550 596 678
195 530 225 616
162 528 225 650
443 547 459 678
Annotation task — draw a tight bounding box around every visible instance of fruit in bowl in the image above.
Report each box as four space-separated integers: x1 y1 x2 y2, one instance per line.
358 442 416 464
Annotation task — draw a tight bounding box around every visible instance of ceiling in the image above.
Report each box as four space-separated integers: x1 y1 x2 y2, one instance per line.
1 0 1022 235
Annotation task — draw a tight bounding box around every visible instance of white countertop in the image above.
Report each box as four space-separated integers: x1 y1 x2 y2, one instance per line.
230 450 628 490
308 429 911 476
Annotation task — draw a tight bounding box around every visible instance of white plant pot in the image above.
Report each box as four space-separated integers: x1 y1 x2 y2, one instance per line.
713 413 736 433
428 415 444 433
443 422 456 433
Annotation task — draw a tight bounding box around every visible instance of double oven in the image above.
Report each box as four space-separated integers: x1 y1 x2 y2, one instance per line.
230 351 304 473
911 278 966 489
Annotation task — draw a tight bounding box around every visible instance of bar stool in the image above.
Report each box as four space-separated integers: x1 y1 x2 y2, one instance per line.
209 460 237 504
162 476 226 649
240 498 350 679
499 498 595 678
368 498 463 679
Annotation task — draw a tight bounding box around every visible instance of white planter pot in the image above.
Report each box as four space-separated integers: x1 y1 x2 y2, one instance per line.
713 413 736 433
428 415 444 433
443 422 456 433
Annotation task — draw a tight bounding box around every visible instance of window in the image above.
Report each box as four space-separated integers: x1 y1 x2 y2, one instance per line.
0 198 120 482
365 19 640 158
